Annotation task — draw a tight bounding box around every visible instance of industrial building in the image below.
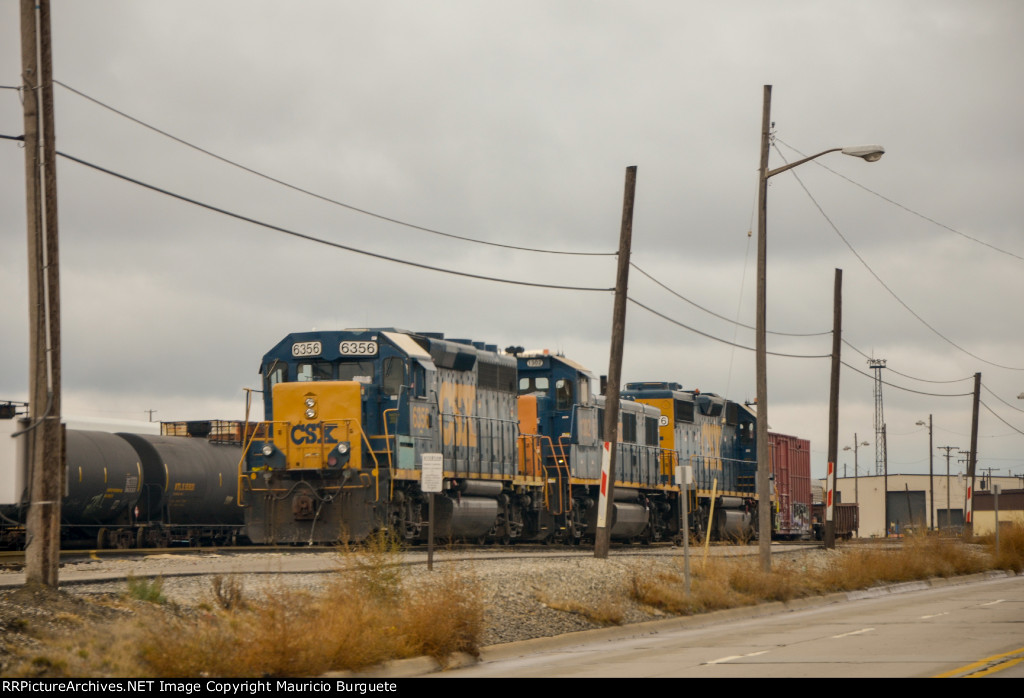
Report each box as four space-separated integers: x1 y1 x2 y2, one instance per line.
820 473 1023 538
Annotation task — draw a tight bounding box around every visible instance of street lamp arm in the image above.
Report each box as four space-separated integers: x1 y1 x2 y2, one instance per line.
766 147 842 178
765 144 885 179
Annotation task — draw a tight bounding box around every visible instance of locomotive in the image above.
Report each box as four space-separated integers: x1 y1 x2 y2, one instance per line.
239 328 762 545
0 413 245 549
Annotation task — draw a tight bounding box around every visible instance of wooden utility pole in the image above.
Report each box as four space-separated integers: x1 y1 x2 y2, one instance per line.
964 372 980 537
594 166 636 559
755 85 772 572
21 0 63 587
825 269 842 549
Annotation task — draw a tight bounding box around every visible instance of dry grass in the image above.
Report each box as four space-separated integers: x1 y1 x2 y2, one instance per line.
985 523 1024 573
130 532 484 677
3 530 484 678
537 593 626 626
632 535 998 616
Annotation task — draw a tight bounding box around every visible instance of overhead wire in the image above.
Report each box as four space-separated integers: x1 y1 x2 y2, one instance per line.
628 296 831 358
982 384 1024 414
630 262 831 337
841 339 975 384
773 143 1024 372
840 360 974 398
53 80 615 258
776 138 1024 264
980 401 1024 437
55 148 614 293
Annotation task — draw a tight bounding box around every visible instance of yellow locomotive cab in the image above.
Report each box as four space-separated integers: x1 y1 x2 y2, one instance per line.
271 381 363 471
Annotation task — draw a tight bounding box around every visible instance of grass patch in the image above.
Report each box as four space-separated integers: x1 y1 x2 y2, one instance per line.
538 593 626 626
632 535 999 617
125 576 166 605
986 523 1024 573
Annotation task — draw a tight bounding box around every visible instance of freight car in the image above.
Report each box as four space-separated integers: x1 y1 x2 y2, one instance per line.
0 411 245 549
239 329 760 545
811 485 859 540
769 432 812 540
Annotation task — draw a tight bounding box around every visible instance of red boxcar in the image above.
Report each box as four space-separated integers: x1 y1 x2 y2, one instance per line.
769 432 812 539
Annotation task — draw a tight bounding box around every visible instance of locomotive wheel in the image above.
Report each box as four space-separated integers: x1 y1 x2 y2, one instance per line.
136 527 146 549
96 528 108 550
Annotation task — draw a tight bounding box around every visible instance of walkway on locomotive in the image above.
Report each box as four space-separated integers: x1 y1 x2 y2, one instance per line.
516 352 669 489
620 382 758 499
243 329 526 488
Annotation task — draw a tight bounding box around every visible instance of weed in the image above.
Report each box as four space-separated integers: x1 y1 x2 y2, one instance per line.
210 574 247 611
989 523 1024 573
347 528 405 604
125 576 166 605
538 593 625 626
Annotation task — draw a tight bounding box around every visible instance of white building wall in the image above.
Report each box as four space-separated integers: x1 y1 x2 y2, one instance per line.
821 474 1022 538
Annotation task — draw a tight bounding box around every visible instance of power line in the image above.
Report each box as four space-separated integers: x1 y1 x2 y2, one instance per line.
777 138 1024 264
840 360 974 398
841 339 974 384
982 384 1024 414
631 261 831 337
628 296 831 358
54 80 615 258
775 143 1024 372
55 149 615 293
980 400 1024 437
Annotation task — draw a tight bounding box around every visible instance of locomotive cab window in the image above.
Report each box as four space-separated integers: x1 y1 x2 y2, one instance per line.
412 362 427 398
264 362 288 392
296 361 333 382
518 376 549 394
555 378 573 410
382 357 404 396
337 360 375 383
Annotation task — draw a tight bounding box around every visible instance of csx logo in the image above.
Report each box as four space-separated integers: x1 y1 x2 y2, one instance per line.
290 423 339 445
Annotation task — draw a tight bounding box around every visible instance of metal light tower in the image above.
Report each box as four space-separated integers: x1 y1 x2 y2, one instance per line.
868 358 887 476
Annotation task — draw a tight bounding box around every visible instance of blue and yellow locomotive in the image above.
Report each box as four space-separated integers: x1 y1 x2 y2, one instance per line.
515 351 684 543
241 328 546 544
240 328 760 544
620 381 759 540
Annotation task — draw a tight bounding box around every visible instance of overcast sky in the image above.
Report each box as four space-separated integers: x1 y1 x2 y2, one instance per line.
2 1 1022 481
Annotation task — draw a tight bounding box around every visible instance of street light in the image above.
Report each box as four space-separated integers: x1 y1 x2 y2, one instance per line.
843 438 869 537
916 416 934 530
756 85 883 571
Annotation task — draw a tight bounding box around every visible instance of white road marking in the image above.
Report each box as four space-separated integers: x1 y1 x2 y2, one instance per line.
832 628 874 638
921 612 949 619
704 650 768 665
980 599 1004 607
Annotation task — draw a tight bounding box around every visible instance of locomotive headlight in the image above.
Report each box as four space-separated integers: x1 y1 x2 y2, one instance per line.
305 408 317 419
261 444 274 457
305 397 316 408
337 441 350 455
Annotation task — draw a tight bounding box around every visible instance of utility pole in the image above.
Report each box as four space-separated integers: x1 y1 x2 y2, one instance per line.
755 85 772 572
965 373 980 537
20 0 63 588
928 414 933 530
594 166 636 560
825 269 842 549
937 445 956 531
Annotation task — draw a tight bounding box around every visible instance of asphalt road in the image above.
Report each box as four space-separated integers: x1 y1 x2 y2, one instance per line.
428 573 1024 678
